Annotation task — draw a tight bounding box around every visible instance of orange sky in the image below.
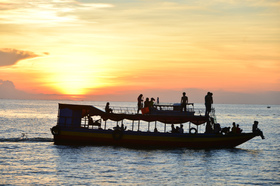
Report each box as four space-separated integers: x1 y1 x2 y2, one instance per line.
0 0 279 103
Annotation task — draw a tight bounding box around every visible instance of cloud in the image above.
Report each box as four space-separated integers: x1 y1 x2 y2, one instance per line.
0 79 15 89
0 79 67 100
0 79 28 99
0 48 39 67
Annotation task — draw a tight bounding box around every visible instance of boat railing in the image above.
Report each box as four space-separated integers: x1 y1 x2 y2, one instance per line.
154 103 195 113
110 106 138 114
108 104 196 115
95 103 206 116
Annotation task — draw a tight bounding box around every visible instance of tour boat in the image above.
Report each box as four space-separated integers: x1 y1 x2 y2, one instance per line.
50 103 264 149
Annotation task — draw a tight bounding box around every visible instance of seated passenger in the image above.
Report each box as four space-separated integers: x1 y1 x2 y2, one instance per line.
88 115 94 125
105 102 113 113
154 128 158 133
149 98 156 112
171 124 176 133
236 124 242 133
221 127 230 134
175 126 180 133
114 124 120 130
121 123 127 131
178 124 184 133
252 121 265 139
144 98 150 108
214 123 221 134
205 120 213 133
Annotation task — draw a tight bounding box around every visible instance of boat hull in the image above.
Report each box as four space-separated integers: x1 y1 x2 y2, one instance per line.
51 127 257 149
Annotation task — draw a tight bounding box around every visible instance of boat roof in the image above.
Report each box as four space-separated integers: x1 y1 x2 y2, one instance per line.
58 103 209 125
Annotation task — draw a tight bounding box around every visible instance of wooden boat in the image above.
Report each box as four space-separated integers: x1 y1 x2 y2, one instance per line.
50 103 264 148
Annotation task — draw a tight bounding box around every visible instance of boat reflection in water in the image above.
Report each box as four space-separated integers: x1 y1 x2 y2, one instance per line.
50 102 264 149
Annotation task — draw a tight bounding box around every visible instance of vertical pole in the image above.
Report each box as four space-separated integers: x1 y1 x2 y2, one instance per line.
164 123 166 133
138 120 140 131
104 120 107 129
132 120 134 131
148 122 150 132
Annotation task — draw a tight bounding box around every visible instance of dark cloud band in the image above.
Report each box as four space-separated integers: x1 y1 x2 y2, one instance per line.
0 48 39 67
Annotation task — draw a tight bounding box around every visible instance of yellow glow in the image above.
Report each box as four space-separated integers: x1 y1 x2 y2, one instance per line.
0 0 279 101
11 54 120 96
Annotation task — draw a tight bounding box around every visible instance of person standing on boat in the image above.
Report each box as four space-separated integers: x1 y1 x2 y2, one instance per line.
205 92 213 116
181 92 188 112
137 94 143 113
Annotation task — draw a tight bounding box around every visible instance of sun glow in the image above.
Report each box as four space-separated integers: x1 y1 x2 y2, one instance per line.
17 54 114 96
0 0 279 103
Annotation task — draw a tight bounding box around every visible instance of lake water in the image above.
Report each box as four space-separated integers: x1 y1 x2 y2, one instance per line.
0 99 279 185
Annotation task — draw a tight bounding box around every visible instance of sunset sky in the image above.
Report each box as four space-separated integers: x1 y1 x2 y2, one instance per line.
0 0 279 104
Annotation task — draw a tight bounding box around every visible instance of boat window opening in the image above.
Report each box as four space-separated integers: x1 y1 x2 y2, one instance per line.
57 108 82 128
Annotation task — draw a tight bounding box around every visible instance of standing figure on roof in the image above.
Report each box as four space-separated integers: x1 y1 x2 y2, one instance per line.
181 92 188 112
205 92 213 116
137 94 143 113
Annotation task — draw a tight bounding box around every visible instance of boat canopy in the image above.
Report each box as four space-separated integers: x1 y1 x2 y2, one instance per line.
58 103 209 125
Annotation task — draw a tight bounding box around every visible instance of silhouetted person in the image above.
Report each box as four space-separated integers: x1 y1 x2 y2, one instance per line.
150 97 155 107
137 94 143 113
105 102 113 113
214 123 221 134
154 128 158 133
171 124 176 133
178 124 184 133
205 120 213 133
252 121 265 139
175 126 180 133
88 114 94 125
231 122 237 133
121 123 127 131
181 92 188 112
144 98 150 108
205 92 213 116
236 124 242 133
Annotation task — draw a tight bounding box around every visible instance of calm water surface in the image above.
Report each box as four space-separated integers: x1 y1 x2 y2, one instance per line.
0 99 279 185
